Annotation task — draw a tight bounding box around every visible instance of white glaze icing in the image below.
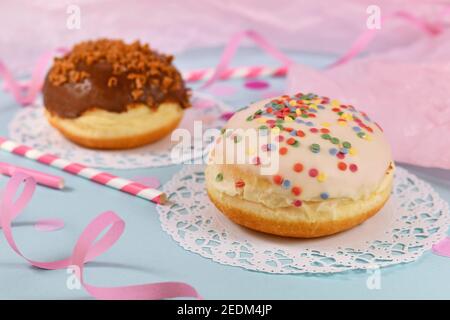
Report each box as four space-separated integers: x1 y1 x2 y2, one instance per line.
208 93 393 204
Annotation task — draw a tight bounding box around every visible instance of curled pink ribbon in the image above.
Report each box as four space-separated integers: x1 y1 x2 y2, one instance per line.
0 172 201 300
0 47 68 106
328 10 446 68
432 237 450 258
201 30 295 88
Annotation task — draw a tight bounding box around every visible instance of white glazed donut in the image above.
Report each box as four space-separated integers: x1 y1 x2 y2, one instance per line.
206 92 394 238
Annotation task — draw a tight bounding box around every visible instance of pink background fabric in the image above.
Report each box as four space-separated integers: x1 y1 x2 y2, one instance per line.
288 30 450 169
0 0 448 74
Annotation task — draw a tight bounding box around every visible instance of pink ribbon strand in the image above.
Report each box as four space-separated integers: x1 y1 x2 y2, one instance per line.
328 10 445 68
201 30 295 88
0 47 68 106
0 172 201 300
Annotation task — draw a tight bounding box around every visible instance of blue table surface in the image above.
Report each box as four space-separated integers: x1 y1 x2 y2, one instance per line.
0 47 449 299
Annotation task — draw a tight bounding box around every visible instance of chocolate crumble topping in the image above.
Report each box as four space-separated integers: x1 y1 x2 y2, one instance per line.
43 39 190 118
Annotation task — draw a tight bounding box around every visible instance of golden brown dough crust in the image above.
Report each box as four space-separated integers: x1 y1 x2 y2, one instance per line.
45 102 183 150
206 172 392 238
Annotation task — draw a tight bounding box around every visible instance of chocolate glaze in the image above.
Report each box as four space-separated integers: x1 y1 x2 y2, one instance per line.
43 42 190 119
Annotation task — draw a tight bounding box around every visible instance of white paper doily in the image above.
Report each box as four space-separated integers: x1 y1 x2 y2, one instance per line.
8 91 230 169
156 165 450 274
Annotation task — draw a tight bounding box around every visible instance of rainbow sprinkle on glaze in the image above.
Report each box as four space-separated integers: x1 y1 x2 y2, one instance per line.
211 92 391 207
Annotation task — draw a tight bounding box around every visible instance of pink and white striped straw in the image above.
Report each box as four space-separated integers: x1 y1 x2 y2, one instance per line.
0 137 166 204
182 65 287 83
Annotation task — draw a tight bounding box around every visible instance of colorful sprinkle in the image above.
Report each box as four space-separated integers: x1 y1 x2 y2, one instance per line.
271 127 281 134
296 130 305 137
256 117 266 124
337 152 346 159
279 147 288 155
292 186 302 196
282 179 291 189
329 148 338 156
235 180 245 188
309 168 319 177
286 137 296 145
293 200 303 207
216 173 223 182
252 156 261 165
349 163 358 172
317 172 327 182
273 175 283 185
330 137 340 144
342 141 351 149
344 114 354 122
338 162 347 171
331 99 341 106
349 148 357 156
309 143 321 153
293 163 304 173
275 135 285 142
262 143 272 152
320 192 329 200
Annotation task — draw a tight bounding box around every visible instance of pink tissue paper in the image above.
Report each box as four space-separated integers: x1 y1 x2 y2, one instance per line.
288 31 450 169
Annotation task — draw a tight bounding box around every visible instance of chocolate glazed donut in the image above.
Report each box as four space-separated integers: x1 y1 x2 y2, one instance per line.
42 39 191 150
43 40 189 118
